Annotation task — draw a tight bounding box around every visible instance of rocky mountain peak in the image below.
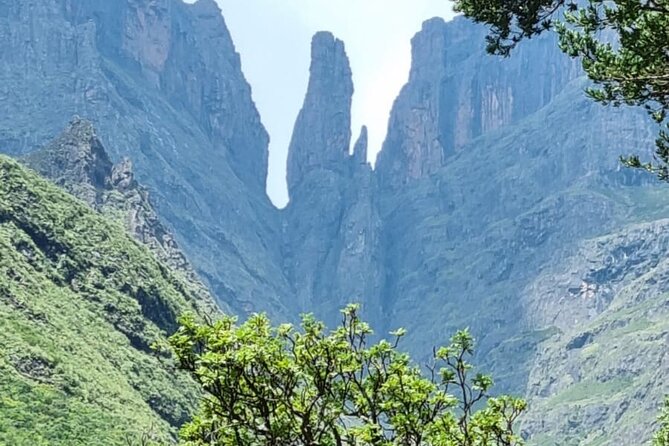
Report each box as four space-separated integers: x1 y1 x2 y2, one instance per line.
286 31 354 197
188 0 220 14
23 117 113 194
353 126 369 166
374 19 453 188
376 16 579 189
22 119 222 314
409 18 449 83
309 31 353 93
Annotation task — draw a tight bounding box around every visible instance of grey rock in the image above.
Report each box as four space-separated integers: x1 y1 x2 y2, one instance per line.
520 219 669 444
111 157 135 192
352 126 369 166
376 17 580 188
0 0 292 318
23 117 114 203
282 33 382 324
23 117 221 314
286 31 353 197
281 16 669 445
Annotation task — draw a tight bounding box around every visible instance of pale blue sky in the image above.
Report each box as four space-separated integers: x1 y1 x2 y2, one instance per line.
214 1 455 206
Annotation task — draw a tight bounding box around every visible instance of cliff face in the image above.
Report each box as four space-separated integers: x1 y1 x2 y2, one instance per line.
0 0 291 318
376 17 580 188
520 218 669 444
286 32 353 197
282 34 383 324
281 16 669 444
59 0 268 192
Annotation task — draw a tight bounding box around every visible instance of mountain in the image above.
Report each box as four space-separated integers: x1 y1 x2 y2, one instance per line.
522 219 669 444
2 0 669 444
280 17 669 445
22 117 221 315
0 155 214 445
0 0 292 318
282 32 384 322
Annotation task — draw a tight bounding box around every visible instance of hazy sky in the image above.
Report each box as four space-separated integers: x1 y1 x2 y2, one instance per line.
214 0 455 206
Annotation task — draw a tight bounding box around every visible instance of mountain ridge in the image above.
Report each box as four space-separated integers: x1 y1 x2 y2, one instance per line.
22 117 223 315
0 0 293 319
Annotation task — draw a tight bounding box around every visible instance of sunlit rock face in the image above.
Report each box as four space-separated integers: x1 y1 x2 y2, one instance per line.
282 34 383 325
0 0 291 319
286 31 353 197
376 17 581 188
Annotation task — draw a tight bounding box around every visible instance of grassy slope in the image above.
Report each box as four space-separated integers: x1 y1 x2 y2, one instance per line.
0 155 210 445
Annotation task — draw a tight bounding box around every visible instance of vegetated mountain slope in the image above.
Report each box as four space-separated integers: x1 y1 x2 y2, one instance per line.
0 0 292 318
23 117 222 315
0 155 213 445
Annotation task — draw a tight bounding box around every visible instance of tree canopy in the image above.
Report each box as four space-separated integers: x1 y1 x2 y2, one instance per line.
453 0 669 178
655 398 669 446
164 304 526 446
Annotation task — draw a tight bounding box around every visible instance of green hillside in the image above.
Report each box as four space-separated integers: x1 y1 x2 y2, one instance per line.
0 155 214 445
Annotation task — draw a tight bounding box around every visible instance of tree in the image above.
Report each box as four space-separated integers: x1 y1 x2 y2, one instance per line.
453 0 669 178
655 398 669 446
164 304 526 446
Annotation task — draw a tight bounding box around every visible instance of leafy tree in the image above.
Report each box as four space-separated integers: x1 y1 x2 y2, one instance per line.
655 398 669 446
453 0 669 178
165 304 526 446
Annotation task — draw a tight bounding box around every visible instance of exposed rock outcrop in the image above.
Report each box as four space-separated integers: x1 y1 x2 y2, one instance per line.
352 126 369 166
282 35 382 325
0 0 291 318
286 31 353 197
376 17 580 188
23 117 221 313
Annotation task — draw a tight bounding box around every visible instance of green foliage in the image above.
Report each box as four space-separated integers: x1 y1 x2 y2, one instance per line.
453 0 669 179
655 398 669 446
0 155 210 444
166 304 526 446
